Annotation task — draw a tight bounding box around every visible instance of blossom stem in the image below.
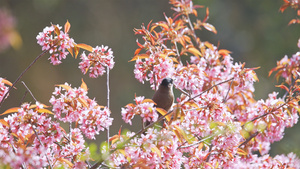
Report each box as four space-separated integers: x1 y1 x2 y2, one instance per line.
238 131 259 148
106 66 110 148
189 77 234 101
222 78 234 103
32 125 53 169
21 81 37 102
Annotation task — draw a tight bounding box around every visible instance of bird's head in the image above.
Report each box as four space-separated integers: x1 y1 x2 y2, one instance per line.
160 78 173 88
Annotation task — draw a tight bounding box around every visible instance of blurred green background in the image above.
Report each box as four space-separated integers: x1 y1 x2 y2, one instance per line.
0 0 299 157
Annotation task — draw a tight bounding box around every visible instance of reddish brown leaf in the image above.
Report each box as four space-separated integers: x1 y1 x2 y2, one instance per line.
202 23 217 34
1 79 13 86
64 20 71 33
77 43 93 52
56 84 72 91
1 107 19 116
129 54 150 62
81 79 88 91
276 84 289 92
0 119 9 127
288 19 300 25
37 109 54 115
73 46 80 59
219 49 232 56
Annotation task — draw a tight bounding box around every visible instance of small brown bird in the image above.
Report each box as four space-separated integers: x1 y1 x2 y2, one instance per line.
152 78 174 112
145 78 174 127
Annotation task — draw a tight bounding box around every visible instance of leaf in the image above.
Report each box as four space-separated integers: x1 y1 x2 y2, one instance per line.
1 79 13 86
64 20 71 33
219 49 232 56
156 108 171 122
275 85 289 92
151 146 161 158
37 108 53 115
1 107 20 116
204 41 214 50
129 54 150 62
81 79 88 91
56 84 72 91
67 47 74 57
78 98 89 108
237 148 248 156
142 99 156 104
288 19 300 25
202 23 217 34
170 57 179 63
0 119 9 127
198 142 204 151
173 125 188 143
187 47 202 57
73 46 80 58
134 48 142 56
110 135 120 145
203 7 210 23
53 24 61 36
77 43 93 52
57 158 73 168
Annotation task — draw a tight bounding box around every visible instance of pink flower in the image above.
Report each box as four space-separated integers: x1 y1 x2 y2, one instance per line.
79 45 115 78
50 83 113 139
36 24 75 65
121 96 158 125
133 52 174 89
0 78 10 102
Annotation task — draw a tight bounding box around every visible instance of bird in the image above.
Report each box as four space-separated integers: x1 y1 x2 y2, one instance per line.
145 78 174 127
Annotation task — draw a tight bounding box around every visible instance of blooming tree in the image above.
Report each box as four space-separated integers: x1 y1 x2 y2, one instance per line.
0 0 300 168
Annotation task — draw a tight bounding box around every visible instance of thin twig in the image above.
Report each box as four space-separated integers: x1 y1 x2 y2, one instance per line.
0 50 48 108
106 66 110 149
32 125 53 169
238 131 259 148
21 81 37 102
206 144 213 162
178 133 217 149
69 122 72 143
173 83 189 96
19 91 28 106
174 41 182 64
187 14 200 48
189 77 234 101
222 78 234 103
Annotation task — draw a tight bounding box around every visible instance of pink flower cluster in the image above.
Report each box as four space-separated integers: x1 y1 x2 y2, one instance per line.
121 96 158 125
230 152 300 168
50 83 113 139
270 39 300 85
79 45 115 78
36 24 75 65
109 128 183 168
134 52 174 89
0 78 9 102
0 102 90 168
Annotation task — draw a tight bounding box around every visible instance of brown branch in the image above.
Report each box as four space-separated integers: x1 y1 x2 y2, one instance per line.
189 77 234 101
238 131 259 148
0 50 48 108
21 81 37 102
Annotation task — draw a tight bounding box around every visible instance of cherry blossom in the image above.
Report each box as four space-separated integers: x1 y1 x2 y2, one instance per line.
79 45 115 78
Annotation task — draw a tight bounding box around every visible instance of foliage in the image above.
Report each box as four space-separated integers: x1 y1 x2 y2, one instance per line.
0 0 300 168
